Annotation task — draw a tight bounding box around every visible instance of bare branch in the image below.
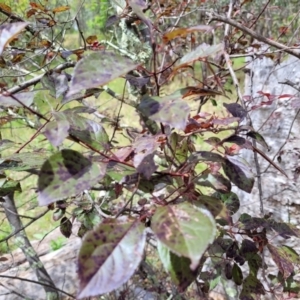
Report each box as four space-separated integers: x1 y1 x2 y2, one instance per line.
0 209 49 243
207 11 300 59
0 7 37 35
7 61 76 94
0 275 75 298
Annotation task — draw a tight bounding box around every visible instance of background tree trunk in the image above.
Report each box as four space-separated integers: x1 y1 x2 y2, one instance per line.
2 193 59 300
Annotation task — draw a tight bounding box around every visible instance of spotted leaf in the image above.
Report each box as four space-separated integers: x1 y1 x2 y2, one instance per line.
67 52 138 96
152 202 216 270
77 217 146 298
38 149 106 206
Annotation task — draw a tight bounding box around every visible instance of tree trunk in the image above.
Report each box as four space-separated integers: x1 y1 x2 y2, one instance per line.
2 192 59 300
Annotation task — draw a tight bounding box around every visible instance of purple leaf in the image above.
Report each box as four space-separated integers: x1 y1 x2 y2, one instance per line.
222 156 254 193
38 150 106 205
139 89 191 131
223 103 247 120
67 52 138 96
43 119 70 147
77 218 146 298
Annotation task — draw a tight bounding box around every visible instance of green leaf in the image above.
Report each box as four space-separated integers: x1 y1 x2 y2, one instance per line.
197 171 231 194
52 208 65 221
240 274 265 299
136 153 156 179
106 161 136 182
157 241 197 292
222 135 247 146
69 117 109 151
225 262 233 279
62 106 97 114
188 151 225 164
226 241 239 259
232 263 243 285
175 43 222 71
246 131 269 150
80 208 102 229
248 253 262 276
241 216 300 239
238 215 268 231
211 99 217 106
56 112 109 151
139 89 191 131
268 221 300 238
60 217 72 238
38 150 106 206
67 52 138 96
0 179 21 197
267 244 298 279
193 194 226 218
281 245 300 264
139 114 160 134
77 218 146 298
204 137 221 147
166 133 189 164
222 155 254 193
0 152 49 172
209 274 221 290
138 173 172 193
151 202 216 270
208 237 235 264
283 273 300 294
213 191 240 215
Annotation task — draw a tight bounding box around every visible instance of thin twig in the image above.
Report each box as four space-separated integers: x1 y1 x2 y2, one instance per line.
15 120 50 153
221 2 264 218
7 61 76 94
83 190 111 218
0 275 75 298
263 109 300 174
207 12 300 59
249 0 271 29
279 80 300 92
75 17 87 50
110 80 127 143
0 209 49 243
0 7 37 35
115 178 140 218
2 89 49 122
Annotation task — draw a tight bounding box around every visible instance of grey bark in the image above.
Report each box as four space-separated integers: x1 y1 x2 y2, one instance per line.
237 50 300 227
2 192 59 300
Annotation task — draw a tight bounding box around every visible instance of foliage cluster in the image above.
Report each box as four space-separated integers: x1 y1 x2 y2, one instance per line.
1 0 300 299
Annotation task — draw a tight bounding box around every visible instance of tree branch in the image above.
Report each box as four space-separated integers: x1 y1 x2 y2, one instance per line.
7 61 76 94
0 7 37 35
0 275 75 298
0 208 49 243
207 11 300 59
